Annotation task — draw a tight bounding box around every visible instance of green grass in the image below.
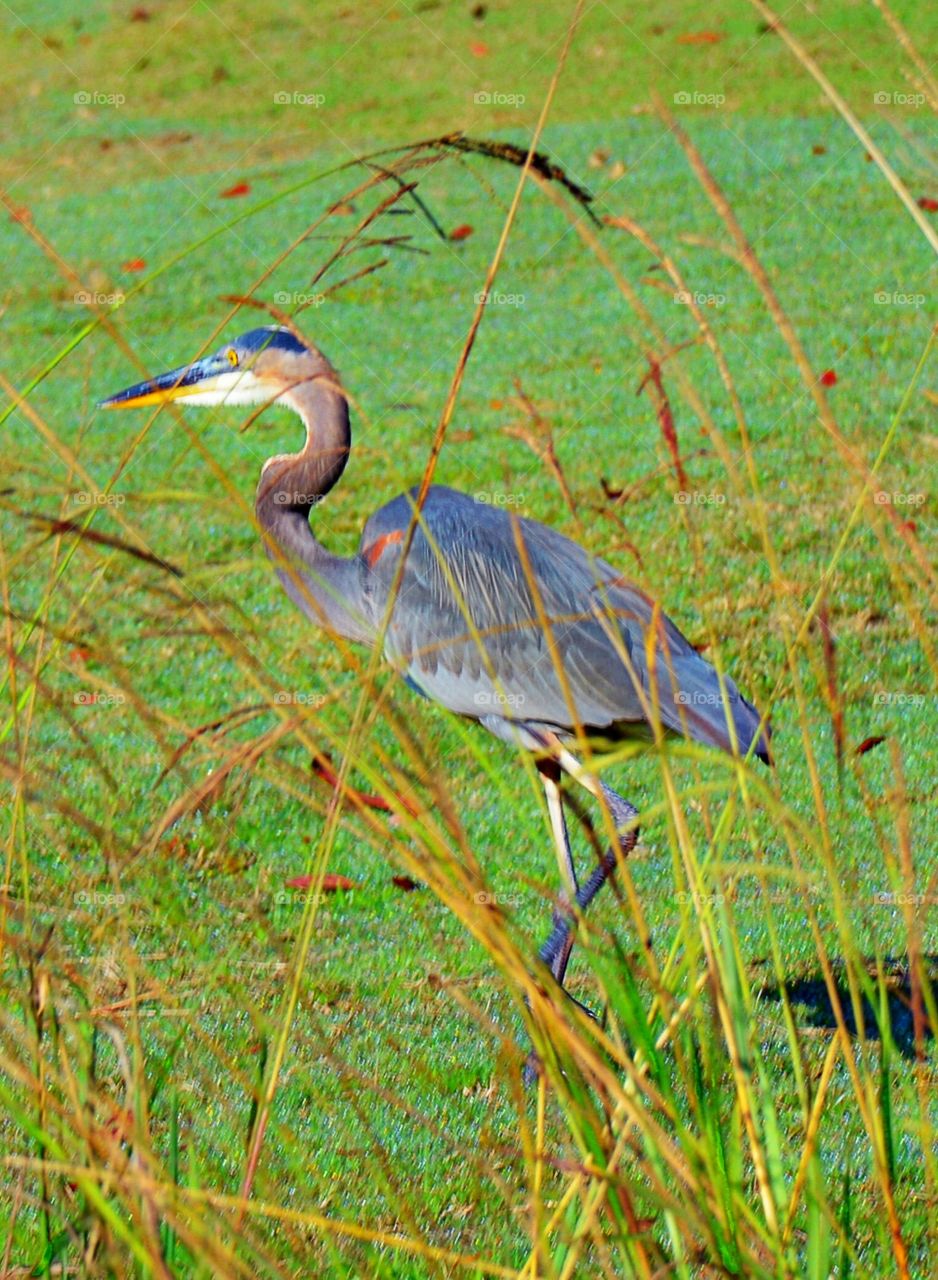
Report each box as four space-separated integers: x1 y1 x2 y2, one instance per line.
1 1 936 1276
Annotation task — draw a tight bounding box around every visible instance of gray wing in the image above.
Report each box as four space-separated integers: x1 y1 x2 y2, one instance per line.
359 486 769 761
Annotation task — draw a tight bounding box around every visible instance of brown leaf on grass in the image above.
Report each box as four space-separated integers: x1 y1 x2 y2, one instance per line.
637 358 688 492
449 223 474 241
677 31 722 44
856 735 887 756
220 181 250 198
121 257 146 272
392 875 421 891
285 873 358 893
312 751 420 817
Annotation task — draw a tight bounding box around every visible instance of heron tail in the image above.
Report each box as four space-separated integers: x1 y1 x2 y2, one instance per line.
657 650 772 764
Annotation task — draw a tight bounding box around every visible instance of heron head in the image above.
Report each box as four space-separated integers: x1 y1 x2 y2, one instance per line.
99 326 333 412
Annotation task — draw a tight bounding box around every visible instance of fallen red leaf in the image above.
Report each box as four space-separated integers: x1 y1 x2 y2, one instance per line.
69 646 91 664
392 875 421 892
490 398 503 410
820 369 837 387
677 31 722 44
220 181 250 198
121 257 146 272
8 204 32 225
449 223 474 241
917 196 938 212
855 735 886 756
811 144 826 155
470 41 489 56
285 873 358 892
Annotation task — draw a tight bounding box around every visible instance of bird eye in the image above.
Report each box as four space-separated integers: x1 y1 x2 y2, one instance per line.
226 348 239 367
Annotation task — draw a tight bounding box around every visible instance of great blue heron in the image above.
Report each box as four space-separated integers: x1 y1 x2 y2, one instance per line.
102 325 770 1037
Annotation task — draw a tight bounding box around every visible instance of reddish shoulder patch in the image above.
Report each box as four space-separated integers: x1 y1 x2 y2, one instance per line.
363 528 404 568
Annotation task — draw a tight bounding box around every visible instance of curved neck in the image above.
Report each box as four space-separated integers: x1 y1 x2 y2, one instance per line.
254 372 373 644
254 374 350 522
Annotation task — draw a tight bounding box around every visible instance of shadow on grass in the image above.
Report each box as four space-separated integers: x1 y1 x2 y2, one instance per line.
759 957 937 1058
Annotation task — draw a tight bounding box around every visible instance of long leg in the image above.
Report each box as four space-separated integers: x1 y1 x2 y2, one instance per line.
538 782 638 975
525 751 639 1082
537 758 578 988
539 743 640 979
